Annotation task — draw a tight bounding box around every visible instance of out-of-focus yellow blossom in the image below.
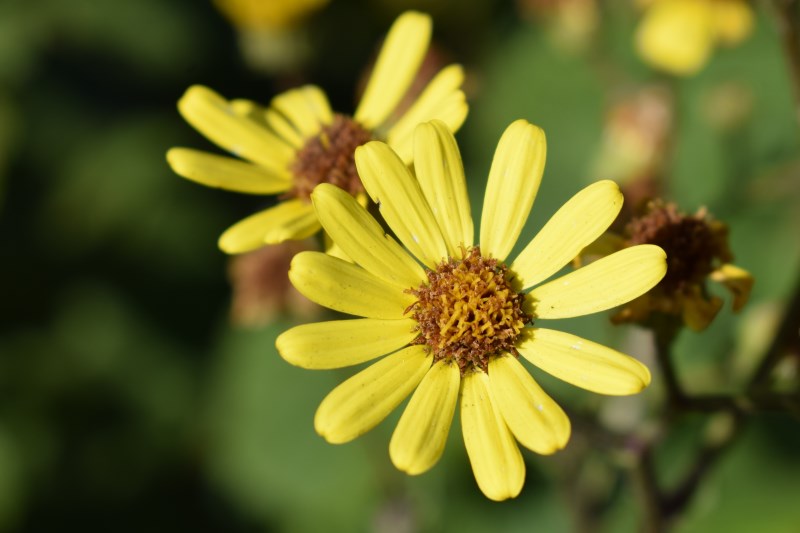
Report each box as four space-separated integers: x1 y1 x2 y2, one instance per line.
635 0 754 76
167 11 467 254
213 0 329 72
214 0 328 30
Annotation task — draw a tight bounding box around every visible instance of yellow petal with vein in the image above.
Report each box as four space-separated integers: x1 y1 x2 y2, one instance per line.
178 85 294 172
518 328 651 395
354 11 431 129
412 120 473 255
461 371 525 501
276 318 417 369
387 65 468 163
218 200 319 254
488 354 570 454
265 108 304 148
167 148 291 194
289 251 415 319
314 346 431 443
390 360 459 475
480 120 547 262
355 142 448 268
511 180 623 290
528 244 666 319
311 183 426 288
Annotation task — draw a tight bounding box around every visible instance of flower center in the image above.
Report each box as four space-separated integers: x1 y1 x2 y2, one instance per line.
625 201 731 292
287 114 373 201
407 246 531 375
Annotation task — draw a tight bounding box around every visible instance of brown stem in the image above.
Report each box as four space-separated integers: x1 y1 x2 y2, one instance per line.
632 447 666 533
748 272 800 390
652 319 685 407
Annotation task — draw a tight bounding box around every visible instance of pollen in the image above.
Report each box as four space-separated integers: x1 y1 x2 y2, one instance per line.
407 246 530 375
287 114 373 201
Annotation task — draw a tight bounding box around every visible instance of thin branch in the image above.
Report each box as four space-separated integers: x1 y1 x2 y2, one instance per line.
747 272 800 390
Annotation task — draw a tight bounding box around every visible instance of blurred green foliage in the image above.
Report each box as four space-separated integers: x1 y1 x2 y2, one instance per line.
1 0 799 531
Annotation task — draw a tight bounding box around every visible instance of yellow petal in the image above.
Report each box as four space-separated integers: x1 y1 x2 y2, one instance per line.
167 148 291 194
229 98 265 122
354 11 432 129
488 354 570 454
387 65 468 163
270 85 333 139
314 345 432 444
635 0 714 76
355 142 448 268
276 318 418 369
461 371 525 501
177 85 294 172
681 288 723 332
528 244 666 319
511 180 623 290
311 183 427 288
479 120 547 262
390 360 459 475
710 263 753 313
412 120 474 256
289 251 415 319
218 200 319 254
517 328 651 395
574 231 627 267
265 108 304 149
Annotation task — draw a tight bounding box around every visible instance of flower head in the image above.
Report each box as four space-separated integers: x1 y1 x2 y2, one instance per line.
276 119 667 500
167 11 468 253
609 200 754 331
635 0 754 76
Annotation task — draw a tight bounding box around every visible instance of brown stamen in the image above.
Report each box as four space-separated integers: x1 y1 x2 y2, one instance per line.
287 114 373 201
407 247 530 375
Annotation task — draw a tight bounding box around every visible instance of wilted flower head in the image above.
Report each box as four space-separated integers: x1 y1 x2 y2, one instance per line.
603 200 753 331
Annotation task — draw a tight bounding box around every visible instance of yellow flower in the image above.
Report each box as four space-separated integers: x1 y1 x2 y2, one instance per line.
214 0 328 30
635 0 754 76
276 120 667 500
167 11 468 253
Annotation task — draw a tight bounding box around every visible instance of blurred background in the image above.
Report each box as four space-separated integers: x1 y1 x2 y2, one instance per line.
1 0 799 531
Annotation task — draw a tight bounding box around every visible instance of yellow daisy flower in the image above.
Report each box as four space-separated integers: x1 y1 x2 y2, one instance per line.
276 119 667 500
635 0 754 76
167 11 467 253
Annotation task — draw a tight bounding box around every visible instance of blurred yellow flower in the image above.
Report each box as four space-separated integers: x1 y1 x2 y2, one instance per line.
213 0 329 72
276 119 667 500
168 11 468 253
635 0 754 76
214 0 328 30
